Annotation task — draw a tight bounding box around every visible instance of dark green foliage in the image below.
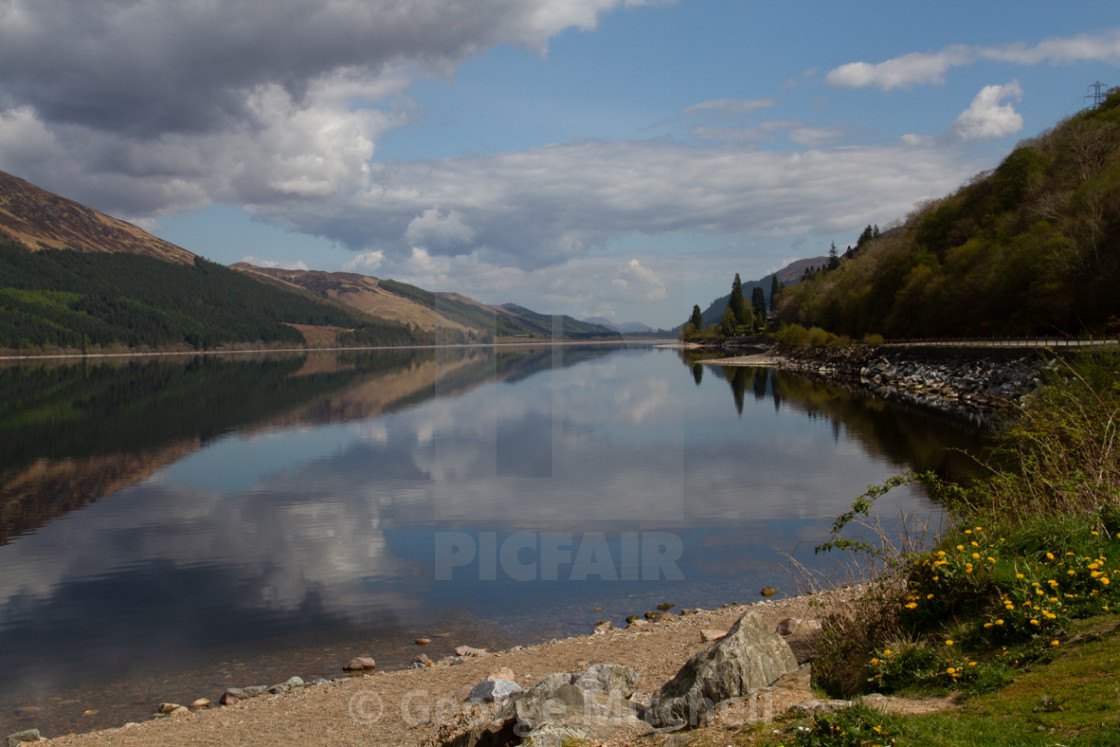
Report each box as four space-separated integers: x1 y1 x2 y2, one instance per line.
0 241 397 350
751 285 766 317
777 89 1120 338
689 304 703 330
729 272 747 325
720 306 737 336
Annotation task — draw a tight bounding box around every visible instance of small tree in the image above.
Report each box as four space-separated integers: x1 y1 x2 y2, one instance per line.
751 286 766 317
769 274 780 310
720 306 737 337
729 273 747 325
827 241 840 271
690 304 703 330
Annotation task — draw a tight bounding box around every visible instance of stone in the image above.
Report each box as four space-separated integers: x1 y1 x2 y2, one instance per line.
467 678 523 704
487 666 516 682
657 602 676 611
413 654 434 668
658 612 679 623
343 657 377 672
626 618 652 631
268 676 305 694
645 610 798 728
189 698 212 709
219 685 269 706
6 729 41 746
760 586 777 597
415 637 432 646
593 621 612 634
454 645 487 657
168 706 191 717
776 617 825 664
787 699 852 715
158 703 182 714
700 628 728 643
572 662 640 699
644 611 662 622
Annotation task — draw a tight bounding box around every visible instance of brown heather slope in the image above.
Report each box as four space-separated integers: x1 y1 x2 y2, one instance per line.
232 264 475 333
0 170 196 264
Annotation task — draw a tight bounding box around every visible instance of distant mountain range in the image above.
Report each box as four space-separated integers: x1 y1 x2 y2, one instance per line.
582 316 655 334
0 170 623 351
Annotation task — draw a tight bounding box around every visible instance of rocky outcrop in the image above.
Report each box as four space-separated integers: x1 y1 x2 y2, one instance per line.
645 611 798 728
439 663 646 747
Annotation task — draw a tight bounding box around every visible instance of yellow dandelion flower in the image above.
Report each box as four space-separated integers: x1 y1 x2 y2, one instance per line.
971 541 979 547
965 530 972 534
987 557 996 562
1030 618 1039 625
1016 573 1025 579
1046 552 1055 560
996 619 1004 625
972 552 981 560
968 661 978 666
945 639 954 646
983 622 994 628
883 649 892 656
1051 640 1060 646
1101 577 1110 585
957 545 965 551
946 666 956 674
871 658 879 665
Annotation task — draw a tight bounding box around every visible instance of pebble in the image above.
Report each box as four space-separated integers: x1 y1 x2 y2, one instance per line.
343 657 377 672
454 645 486 657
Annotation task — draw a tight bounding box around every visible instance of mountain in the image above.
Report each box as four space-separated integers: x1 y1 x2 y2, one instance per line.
0 171 618 352
776 89 1120 338
236 264 620 340
699 256 827 327
583 316 654 334
0 170 195 264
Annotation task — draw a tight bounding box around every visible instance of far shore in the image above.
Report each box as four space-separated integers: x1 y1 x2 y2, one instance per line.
0 337 676 362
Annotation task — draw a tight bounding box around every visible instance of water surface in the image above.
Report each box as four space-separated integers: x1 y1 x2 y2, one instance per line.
0 344 985 736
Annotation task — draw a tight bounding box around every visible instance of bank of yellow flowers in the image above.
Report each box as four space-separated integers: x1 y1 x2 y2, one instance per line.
866 525 1118 690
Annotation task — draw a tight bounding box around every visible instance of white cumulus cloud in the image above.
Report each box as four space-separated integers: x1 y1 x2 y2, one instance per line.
947 82 1024 141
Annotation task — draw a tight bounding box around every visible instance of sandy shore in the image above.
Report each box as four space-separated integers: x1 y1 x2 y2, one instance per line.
37 587 865 747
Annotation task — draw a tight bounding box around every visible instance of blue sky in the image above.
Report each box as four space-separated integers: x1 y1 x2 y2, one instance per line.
1 0 1117 328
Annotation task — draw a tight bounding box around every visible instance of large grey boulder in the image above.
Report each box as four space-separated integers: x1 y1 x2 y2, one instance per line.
440 663 646 747
645 610 798 728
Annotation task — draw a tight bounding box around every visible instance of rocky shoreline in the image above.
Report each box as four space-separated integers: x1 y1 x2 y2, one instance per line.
16 587 897 747
703 341 1063 426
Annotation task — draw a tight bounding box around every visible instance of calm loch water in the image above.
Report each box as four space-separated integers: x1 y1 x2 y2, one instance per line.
0 344 985 737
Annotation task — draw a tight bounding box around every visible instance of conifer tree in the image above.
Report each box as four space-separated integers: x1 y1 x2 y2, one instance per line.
729 273 747 325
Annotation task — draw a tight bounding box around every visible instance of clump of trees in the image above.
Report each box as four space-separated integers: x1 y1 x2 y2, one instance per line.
680 272 771 341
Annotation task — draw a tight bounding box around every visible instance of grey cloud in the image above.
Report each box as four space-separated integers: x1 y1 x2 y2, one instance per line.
257 137 977 266
0 0 631 137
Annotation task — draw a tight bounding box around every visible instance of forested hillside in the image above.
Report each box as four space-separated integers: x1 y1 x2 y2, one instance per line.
0 241 420 351
776 89 1120 338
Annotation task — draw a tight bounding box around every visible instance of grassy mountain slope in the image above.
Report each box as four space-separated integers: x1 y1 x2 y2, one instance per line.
776 90 1120 338
236 265 621 340
0 170 195 264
